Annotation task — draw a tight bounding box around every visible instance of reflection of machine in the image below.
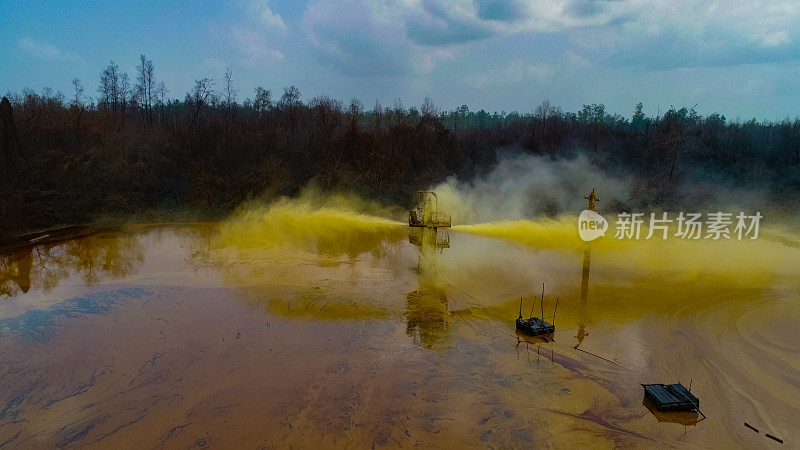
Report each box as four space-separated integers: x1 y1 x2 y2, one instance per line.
576 191 597 347
405 192 452 348
405 286 449 348
576 245 591 347
409 191 451 228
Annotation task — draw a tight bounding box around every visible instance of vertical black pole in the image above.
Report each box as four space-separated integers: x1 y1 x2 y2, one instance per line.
553 297 560 325
540 282 545 319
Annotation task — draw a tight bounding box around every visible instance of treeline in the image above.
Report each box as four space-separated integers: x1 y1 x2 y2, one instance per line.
1 56 800 240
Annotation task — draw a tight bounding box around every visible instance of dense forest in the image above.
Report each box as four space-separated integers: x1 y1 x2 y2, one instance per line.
2 56 800 242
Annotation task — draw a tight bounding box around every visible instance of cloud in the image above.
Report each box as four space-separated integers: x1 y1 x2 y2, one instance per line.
302 0 457 77
298 0 800 77
16 37 79 63
247 0 289 34
464 51 589 88
227 0 287 69
405 1 493 46
405 0 622 46
474 0 529 22
761 30 790 48
564 50 589 70
464 58 526 87
464 58 555 88
396 0 621 48
225 0 289 69
526 63 557 81
596 0 800 69
231 26 284 68
204 57 228 71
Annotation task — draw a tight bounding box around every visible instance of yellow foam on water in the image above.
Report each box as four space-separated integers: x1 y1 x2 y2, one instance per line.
453 215 799 281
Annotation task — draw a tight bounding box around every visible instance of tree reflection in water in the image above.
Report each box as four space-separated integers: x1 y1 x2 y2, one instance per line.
0 232 144 298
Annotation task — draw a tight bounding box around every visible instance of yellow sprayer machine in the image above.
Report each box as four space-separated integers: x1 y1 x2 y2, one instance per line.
408 190 451 228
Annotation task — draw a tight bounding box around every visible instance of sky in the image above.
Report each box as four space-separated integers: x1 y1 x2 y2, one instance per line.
1 0 799 120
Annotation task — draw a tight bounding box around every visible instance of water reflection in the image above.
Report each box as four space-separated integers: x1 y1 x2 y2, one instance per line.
189 219 408 321
1 222 799 447
516 329 554 345
576 244 592 348
405 227 451 348
0 247 32 297
642 398 702 427
405 287 449 348
0 233 144 299
515 330 556 368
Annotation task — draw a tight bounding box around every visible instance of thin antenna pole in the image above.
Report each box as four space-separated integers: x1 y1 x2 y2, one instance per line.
553 296 560 325
540 282 545 319
518 298 523 319
529 295 536 318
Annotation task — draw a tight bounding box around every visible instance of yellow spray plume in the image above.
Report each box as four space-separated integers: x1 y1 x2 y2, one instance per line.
454 217 583 250
453 216 630 251
216 187 407 257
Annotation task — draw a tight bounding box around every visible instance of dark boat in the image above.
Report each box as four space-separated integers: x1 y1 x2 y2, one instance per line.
642 383 701 414
515 316 555 336
515 285 556 338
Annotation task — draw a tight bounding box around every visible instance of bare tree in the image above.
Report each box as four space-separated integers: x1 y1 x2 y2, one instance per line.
391 97 405 126
71 78 84 108
120 72 131 113
188 78 215 130
98 60 121 112
71 78 85 149
451 104 468 132
372 99 383 134
135 54 155 123
253 86 272 114
348 98 362 128
277 85 301 110
223 67 237 109
156 81 168 124
421 97 437 118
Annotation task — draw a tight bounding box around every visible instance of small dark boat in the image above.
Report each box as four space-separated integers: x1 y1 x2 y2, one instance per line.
515 316 555 336
515 284 557 337
642 383 702 415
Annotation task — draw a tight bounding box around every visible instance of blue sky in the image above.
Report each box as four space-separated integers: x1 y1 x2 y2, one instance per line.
1 0 799 120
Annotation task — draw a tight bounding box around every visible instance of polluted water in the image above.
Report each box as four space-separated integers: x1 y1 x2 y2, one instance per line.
0 188 798 448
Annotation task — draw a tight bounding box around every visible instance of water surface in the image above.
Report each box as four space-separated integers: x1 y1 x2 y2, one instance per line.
0 221 798 448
